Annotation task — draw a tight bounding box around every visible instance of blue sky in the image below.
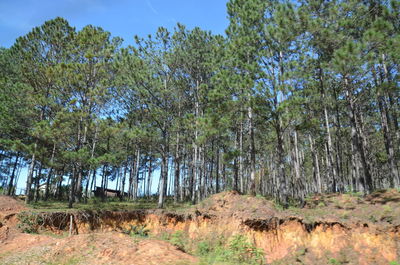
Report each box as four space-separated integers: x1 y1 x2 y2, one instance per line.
0 0 229 48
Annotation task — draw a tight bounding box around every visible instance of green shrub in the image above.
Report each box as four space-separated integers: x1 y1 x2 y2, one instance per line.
197 241 212 256
383 205 393 214
368 215 377 223
208 234 264 265
328 258 341 265
170 230 186 250
122 224 149 238
17 211 44 233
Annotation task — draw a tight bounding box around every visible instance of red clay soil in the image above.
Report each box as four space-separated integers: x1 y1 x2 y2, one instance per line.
194 190 278 219
197 189 400 228
0 195 27 244
1 191 400 264
1 232 197 265
0 195 26 214
0 196 197 265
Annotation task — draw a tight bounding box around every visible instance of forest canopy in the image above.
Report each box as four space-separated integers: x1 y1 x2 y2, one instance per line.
0 0 399 208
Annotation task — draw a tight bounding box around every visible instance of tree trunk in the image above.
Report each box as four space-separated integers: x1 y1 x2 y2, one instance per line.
345 77 373 193
68 166 76 208
147 156 153 198
239 114 244 193
44 143 56 200
75 121 88 202
128 154 135 199
25 144 37 204
309 135 321 193
7 153 20 196
378 95 399 187
233 130 239 191
276 119 287 206
192 143 198 203
34 163 43 202
174 131 180 203
216 148 220 193
133 149 140 200
158 152 168 208
248 105 256 195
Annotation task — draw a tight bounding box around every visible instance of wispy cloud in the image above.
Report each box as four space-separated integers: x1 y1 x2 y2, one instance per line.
146 0 159 15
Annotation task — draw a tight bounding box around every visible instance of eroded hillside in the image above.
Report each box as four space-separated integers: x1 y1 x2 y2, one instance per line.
1 190 400 265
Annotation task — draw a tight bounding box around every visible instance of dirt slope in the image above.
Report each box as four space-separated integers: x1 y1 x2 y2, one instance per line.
0 195 27 244
1 232 197 265
1 191 400 265
0 196 197 265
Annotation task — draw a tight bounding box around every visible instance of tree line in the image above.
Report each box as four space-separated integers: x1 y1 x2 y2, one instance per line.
0 0 399 208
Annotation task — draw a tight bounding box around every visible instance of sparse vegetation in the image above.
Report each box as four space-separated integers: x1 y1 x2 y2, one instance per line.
328 258 341 265
197 234 264 265
17 211 44 233
27 197 191 212
122 224 150 238
161 230 187 251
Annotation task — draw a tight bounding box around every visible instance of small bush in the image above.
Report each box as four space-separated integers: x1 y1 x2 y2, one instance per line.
341 211 349 220
222 235 264 264
383 205 393 214
170 230 186 251
197 241 212 256
17 211 44 233
328 257 341 264
368 215 377 223
122 224 149 238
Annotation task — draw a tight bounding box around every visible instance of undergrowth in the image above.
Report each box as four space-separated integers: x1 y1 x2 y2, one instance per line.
161 231 264 265
17 211 44 233
28 197 192 212
197 234 264 265
122 224 150 238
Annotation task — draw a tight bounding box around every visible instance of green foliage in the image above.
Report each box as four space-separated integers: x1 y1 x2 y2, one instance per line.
28 197 191 212
383 205 393 214
169 231 187 250
219 235 264 264
368 215 377 223
17 211 44 233
122 224 149 238
328 258 341 265
197 241 212 256
198 234 264 265
0 0 400 217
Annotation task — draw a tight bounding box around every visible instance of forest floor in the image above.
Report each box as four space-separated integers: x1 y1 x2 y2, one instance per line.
0 190 399 264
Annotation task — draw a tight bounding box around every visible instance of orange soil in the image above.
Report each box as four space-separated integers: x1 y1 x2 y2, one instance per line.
0 196 197 265
1 191 400 264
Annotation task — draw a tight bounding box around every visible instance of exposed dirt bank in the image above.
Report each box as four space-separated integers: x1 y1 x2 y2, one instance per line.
1 190 400 264
0 196 197 265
